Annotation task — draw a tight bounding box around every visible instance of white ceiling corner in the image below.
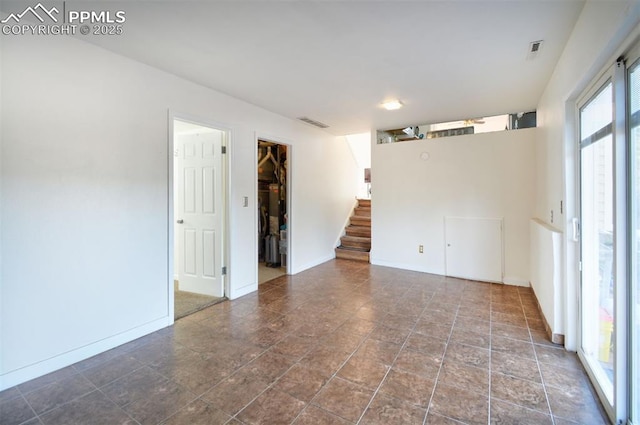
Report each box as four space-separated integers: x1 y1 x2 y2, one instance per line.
81 1 586 135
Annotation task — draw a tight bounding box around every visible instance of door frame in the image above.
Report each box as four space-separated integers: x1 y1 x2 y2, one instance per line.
575 69 616 420
168 111 231 323
254 133 293 283
574 54 632 425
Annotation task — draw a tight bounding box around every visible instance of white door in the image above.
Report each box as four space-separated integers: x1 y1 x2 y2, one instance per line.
445 216 503 283
175 124 224 297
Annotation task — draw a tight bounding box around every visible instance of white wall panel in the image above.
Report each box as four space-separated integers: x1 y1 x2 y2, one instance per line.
0 32 358 389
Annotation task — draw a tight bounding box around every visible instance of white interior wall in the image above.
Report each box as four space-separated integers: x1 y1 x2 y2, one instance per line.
345 132 371 199
0 34 358 390
530 219 563 336
535 0 640 350
370 128 536 285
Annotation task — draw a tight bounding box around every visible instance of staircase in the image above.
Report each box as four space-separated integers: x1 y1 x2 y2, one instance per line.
335 199 371 262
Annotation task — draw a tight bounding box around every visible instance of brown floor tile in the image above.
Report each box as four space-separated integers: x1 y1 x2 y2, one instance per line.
0 388 21 404
0 395 36 425
5 260 606 425
82 354 144 388
404 333 447 360
491 302 524 316
24 373 96 415
157 354 230 396
490 399 553 425
101 366 166 407
490 373 548 413
381 313 418 330
245 326 287 349
299 345 352 376
321 328 367 352
243 350 295 382
39 390 132 425
368 324 411 345
271 335 317 360
534 345 581 370
429 383 488 425
293 405 352 424
491 351 542 383
413 320 453 341
313 377 374 423
378 367 435 407
394 348 441 379
237 388 306 425
425 412 467 424
355 339 401 365
337 353 389 389
444 342 490 369
526 318 547 331
491 322 531 342
529 329 556 347
491 335 536 360
457 307 491 322
450 328 490 349
121 380 196 424
491 312 528 328
420 310 457 327
546 384 608 424
360 393 426 424
274 363 330 402
355 304 389 323
538 362 589 391
201 368 271 415
161 399 230 425
437 360 489 395
17 366 78 395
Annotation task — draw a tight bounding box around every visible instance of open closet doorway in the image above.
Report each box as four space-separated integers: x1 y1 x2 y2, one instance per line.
257 140 289 284
172 118 227 319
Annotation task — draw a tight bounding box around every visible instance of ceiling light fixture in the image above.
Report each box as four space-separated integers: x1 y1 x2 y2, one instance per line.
381 100 403 110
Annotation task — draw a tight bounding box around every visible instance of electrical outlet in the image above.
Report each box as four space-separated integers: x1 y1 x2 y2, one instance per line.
419 245 424 254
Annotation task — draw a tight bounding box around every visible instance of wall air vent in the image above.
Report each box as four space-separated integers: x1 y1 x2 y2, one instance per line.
527 40 543 60
298 117 329 129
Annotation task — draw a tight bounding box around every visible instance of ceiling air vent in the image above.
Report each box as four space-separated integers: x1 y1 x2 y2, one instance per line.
298 117 329 129
527 40 543 60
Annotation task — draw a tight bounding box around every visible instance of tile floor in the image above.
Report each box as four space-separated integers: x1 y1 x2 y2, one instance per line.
1 259 609 425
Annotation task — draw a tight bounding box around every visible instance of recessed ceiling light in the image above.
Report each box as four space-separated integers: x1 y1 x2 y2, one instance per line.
381 100 403 110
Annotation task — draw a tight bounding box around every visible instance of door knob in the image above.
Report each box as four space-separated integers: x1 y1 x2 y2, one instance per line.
177 219 184 224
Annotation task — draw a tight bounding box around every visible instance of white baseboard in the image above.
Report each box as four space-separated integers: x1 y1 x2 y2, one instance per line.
369 258 436 274
503 277 530 287
0 317 170 391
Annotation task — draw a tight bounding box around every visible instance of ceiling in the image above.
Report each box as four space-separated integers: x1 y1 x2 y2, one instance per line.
81 1 585 136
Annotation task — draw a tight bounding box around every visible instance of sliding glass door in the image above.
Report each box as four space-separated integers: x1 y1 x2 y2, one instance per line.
579 79 615 408
579 43 640 424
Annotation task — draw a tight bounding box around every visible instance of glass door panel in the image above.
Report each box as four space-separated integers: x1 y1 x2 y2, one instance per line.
630 58 640 423
580 81 615 404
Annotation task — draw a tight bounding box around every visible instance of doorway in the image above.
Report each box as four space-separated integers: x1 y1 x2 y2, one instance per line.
257 140 288 284
576 42 640 424
172 118 227 319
